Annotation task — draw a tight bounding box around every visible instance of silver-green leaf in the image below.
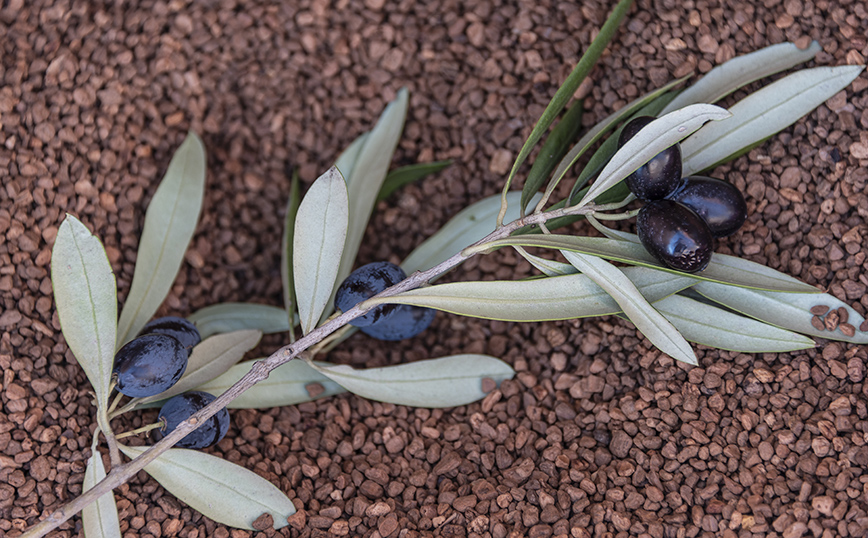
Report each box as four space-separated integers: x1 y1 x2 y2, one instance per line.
369 266 694 322
293 166 349 334
401 191 542 275
306 355 515 408
82 451 121 538
196 359 346 409
51 215 117 409
682 65 865 175
563 251 697 365
188 303 291 339
660 41 821 115
116 132 207 347
653 294 815 352
514 247 578 277
694 281 868 344
133 330 262 407
578 104 730 207
478 234 818 293
119 445 296 530
281 170 301 336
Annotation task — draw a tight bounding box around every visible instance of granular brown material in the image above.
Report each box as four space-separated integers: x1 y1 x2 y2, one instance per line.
2 0 868 537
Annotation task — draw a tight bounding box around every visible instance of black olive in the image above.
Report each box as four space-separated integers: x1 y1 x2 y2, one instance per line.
619 116 683 201
138 316 202 357
637 200 713 273
667 176 747 237
154 391 229 449
113 334 188 398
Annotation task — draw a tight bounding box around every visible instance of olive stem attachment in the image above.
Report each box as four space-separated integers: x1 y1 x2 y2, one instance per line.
115 421 165 441
106 391 124 416
21 202 600 538
590 208 640 221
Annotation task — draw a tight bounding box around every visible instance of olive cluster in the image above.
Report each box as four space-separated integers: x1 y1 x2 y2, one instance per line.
112 317 229 449
334 261 435 341
619 116 747 273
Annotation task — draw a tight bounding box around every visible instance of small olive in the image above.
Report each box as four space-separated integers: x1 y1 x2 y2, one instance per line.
619 116 683 201
637 200 713 273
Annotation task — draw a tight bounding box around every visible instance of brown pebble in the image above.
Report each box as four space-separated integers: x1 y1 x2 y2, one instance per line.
860 320 868 332
252 512 273 531
305 383 325 398
810 305 829 315
837 307 849 324
811 315 826 331
481 377 497 393
840 323 856 337
824 310 840 331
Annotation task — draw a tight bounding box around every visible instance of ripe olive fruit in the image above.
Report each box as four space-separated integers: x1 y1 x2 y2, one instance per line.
113 334 188 398
138 316 202 357
667 176 747 237
637 200 713 273
154 391 229 449
619 116 683 201
335 261 435 340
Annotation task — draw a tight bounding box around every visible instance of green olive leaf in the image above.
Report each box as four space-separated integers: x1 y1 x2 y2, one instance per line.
694 281 868 344
367 266 694 322
652 294 815 352
188 303 292 339
682 65 865 175
324 89 409 323
521 100 584 215
306 355 515 408
119 445 295 530
401 191 542 275
132 330 262 407
497 0 634 224
513 247 578 277
82 450 122 538
293 166 349 334
660 41 822 115
281 169 301 338
196 359 346 409
577 104 730 207
51 215 117 410
478 234 818 293
563 251 696 365
377 160 452 203
116 132 206 347
334 131 370 180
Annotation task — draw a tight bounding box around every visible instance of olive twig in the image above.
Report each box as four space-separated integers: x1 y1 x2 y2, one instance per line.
115 421 165 440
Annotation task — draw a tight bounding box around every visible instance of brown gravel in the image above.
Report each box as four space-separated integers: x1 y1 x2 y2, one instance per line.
2 0 868 537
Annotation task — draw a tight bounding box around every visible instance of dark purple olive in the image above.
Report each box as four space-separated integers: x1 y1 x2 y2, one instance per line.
334 261 435 340
138 316 202 357
667 176 747 237
619 116 683 201
154 391 229 449
637 200 713 273
113 334 188 398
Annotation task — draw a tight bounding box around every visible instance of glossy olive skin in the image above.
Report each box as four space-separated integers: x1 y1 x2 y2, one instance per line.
154 391 229 449
138 316 202 357
619 116 683 201
667 176 747 237
335 261 435 340
637 200 713 273
113 334 188 398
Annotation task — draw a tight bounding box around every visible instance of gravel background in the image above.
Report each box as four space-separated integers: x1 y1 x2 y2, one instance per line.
1 0 867 537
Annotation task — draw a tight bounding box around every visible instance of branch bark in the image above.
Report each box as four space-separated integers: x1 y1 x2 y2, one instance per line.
22 204 595 537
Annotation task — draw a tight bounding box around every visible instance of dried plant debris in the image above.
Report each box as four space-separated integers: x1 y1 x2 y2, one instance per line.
2 0 868 536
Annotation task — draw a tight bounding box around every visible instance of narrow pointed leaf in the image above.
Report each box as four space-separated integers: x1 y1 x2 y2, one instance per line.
521 101 584 214
480 234 818 293
196 359 346 409
307 355 515 408
694 281 868 344
326 89 408 321
401 191 542 275
514 247 578 277
682 65 865 175
548 77 687 209
653 294 815 352
117 132 206 347
281 169 301 334
334 131 370 180
578 104 730 207
661 41 822 115
368 266 694 322
119 445 295 530
294 166 349 334
497 0 634 223
51 215 117 409
563 251 696 365
133 330 262 406
377 160 452 202
83 452 122 538
188 303 292 339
